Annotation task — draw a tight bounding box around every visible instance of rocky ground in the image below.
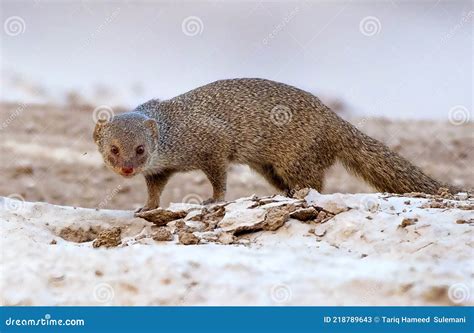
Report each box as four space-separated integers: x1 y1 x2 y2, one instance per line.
1 190 472 305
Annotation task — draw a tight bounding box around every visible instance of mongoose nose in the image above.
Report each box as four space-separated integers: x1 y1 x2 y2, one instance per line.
121 167 134 175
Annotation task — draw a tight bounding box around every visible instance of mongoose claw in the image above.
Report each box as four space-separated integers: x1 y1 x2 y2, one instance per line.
134 206 155 214
202 198 222 205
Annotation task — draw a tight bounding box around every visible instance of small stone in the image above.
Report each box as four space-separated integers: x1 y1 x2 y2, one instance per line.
175 220 186 229
437 187 454 199
290 207 319 221
179 232 200 245
152 227 173 241
425 201 445 209
136 208 188 226
184 220 207 232
457 192 468 201
399 218 418 228
218 208 266 233
456 219 473 225
92 227 121 248
315 211 331 223
198 231 220 242
218 232 234 244
262 206 290 231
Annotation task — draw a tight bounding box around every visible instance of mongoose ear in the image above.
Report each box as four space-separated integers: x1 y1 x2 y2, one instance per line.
145 119 158 141
93 120 107 143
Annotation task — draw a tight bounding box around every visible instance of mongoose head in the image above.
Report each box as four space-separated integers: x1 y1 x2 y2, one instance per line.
93 112 158 178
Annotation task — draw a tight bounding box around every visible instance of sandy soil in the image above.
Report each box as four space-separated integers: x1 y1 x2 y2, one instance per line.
0 103 472 210
1 191 472 305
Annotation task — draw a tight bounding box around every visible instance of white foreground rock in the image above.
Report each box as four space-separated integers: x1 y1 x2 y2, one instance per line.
0 191 472 306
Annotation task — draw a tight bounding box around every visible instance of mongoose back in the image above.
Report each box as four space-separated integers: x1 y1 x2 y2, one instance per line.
93 78 458 212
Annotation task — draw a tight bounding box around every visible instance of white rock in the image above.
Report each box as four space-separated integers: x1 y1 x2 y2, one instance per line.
218 208 266 233
1 193 473 306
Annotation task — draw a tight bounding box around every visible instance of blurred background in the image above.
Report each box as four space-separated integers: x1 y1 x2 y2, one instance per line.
0 0 472 209
2 0 472 117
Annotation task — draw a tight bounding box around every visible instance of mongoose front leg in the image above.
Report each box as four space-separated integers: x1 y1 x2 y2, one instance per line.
201 165 227 205
136 170 174 213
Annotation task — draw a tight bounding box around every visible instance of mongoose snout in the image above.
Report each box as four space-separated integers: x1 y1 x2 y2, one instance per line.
93 78 460 213
93 113 159 180
121 166 135 177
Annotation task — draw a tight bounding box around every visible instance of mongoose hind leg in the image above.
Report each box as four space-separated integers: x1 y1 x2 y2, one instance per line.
253 162 322 197
201 163 227 204
250 163 291 193
276 157 333 194
135 169 175 213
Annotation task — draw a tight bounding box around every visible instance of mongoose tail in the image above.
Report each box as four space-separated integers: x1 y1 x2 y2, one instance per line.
335 119 459 194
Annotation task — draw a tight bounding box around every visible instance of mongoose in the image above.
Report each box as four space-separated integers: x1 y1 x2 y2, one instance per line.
93 78 458 212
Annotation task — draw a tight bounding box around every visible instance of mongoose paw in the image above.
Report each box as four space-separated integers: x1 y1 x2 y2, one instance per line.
283 188 295 198
134 205 157 214
202 198 223 205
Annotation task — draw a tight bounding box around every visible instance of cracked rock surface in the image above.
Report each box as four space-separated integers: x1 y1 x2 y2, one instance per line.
0 190 472 305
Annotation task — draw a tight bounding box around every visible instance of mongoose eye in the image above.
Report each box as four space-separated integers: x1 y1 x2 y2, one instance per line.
110 146 119 155
136 145 145 155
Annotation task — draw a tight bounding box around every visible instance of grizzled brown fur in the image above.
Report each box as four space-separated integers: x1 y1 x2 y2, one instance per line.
94 78 458 212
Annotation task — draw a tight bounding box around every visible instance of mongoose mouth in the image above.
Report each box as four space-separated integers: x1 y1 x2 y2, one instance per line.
119 167 136 177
